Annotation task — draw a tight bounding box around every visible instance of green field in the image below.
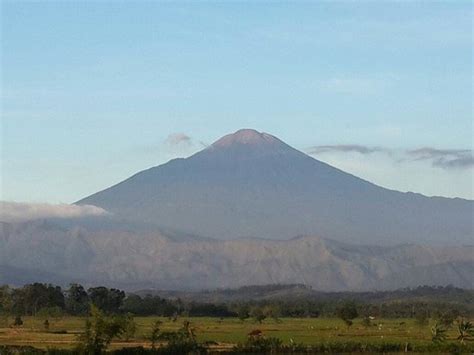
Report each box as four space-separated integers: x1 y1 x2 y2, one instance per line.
0 316 468 351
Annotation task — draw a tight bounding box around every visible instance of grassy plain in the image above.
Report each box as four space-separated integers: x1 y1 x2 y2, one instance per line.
0 316 467 351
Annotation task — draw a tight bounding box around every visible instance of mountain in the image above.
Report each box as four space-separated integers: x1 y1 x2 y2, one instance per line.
1 220 473 291
2 129 471 291
78 129 473 245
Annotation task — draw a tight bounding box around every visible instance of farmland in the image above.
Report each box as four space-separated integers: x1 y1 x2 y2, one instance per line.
1 284 473 353
0 316 472 352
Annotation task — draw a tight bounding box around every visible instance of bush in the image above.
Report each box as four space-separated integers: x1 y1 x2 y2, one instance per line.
234 336 283 353
149 321 207 354
13 315 23 326
76 305 125 353
431 321 447 344
456 319 474 344
415 308 429 326
0 346 45 354
337 301 358 327
121 313 137 341
362 316 371 327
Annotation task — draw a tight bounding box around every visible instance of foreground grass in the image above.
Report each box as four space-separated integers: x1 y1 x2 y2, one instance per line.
0 316 470 351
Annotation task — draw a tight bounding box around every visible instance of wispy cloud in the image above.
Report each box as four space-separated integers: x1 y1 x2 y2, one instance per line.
407 148 474 170
0 201 109 223
164 133 209 150
165 133 192 147
307 144 387 155
307 145 473 170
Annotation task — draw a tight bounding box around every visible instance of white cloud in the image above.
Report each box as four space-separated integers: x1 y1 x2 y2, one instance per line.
0 201 109 223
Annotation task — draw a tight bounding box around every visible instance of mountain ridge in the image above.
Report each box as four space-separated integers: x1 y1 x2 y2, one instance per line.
1 219 472 291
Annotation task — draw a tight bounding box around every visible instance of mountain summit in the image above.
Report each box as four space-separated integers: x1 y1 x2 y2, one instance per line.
78 129 473 244
198 129 297 160
211 129 284 148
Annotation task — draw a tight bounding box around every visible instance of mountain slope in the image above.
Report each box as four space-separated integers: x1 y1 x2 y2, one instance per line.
78 129 473 244
1 220 472 290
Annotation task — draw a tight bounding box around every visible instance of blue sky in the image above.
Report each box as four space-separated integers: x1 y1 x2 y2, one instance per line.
1 1 472 202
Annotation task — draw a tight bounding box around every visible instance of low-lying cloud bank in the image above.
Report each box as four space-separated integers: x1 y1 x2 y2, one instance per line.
0 201 109 223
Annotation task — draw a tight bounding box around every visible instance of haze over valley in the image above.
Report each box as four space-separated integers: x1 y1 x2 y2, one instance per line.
1 130 472 291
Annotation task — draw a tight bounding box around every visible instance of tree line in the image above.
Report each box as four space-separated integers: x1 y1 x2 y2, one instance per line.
0 283 472 320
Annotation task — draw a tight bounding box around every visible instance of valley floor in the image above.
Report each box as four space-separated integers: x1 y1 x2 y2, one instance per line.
0 316 472 352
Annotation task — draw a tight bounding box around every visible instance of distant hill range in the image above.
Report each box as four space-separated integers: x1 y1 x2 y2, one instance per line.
134 284 474 309
1 129 473 291
78 129 473 245
1 219 472 290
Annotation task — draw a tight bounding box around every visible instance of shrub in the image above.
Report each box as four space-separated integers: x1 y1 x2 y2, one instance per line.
121 313 137 341
234 336 283 353
457 319 474 344
431 321 447 343
415 308 429 326
13 315 23 326
337 301 358 327
76 305 125 353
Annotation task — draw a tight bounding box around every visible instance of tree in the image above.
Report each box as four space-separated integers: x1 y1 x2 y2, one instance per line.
121 313 137 342
457 319 474 344
65 284 89 315
0 286 12 327
431 321 446 344
337 301 358 327
250 307 266 324
149 320 162 349
88 287 125 314
0 286 12 315
121 294 179 316
182 320 196 342
262 304 282 323
438 309 458 328
11 283 64 316
236 304 249 322
77 305 125 353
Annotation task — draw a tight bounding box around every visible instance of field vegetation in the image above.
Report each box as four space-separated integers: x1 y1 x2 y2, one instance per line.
0 283 473 353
